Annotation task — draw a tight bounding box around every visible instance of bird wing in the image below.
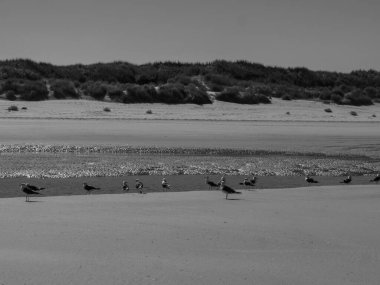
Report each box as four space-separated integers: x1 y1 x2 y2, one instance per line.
23 189 41 195
27 185 41 191
86 185 98 190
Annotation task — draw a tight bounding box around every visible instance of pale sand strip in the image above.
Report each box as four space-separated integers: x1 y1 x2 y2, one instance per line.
0 186 379 285
0 99 379 121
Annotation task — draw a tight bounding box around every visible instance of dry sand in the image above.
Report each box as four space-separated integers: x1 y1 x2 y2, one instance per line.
1 98 379 121
1 186 379 285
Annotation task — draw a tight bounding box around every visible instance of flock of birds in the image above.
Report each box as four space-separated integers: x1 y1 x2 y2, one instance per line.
19 173 380 202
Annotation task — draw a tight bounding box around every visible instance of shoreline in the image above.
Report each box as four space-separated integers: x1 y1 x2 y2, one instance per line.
2 174 379 199
1 116 380 123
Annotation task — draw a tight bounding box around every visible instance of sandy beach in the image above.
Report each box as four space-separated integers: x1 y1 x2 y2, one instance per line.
1 98 379 121
1 186 379 285
1 99 380 284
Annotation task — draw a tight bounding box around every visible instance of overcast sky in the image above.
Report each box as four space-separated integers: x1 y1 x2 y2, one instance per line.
0 0 379 72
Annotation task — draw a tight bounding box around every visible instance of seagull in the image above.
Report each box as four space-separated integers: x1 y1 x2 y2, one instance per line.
249 174 257 185
20 183 44 202
239 178 254 187
83 183 100 194
122 181 129 191
305 176 318 183
161 178 171 191
220 181 241 200
135 179 144 194
370 174 380 183
205 176 219 190
340 175 352 184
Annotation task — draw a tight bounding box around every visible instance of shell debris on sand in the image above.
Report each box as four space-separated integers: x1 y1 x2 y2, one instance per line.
0 144 379 179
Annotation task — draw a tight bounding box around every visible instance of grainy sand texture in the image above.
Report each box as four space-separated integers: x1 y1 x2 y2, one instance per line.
1 99 379 121
1 186 380 285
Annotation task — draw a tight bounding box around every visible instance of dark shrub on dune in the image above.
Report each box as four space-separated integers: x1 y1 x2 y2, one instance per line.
209 83 224 92
184 84 212 105
319 92 331 101
350 111 358 116
19 81 49 101
167 75 193 86
7 105 18 111
82 81 107 101
342 90 373 106
281 94 292 101
2 79 48 101
215 87 271 104
156 83 211 105
331 94 343 104
363 87 380 99
122 84 156 103
215 87 240 102
156 83 187 104
50 80 79 99
5 90 16 101
205 73 234 86
107 86 124 102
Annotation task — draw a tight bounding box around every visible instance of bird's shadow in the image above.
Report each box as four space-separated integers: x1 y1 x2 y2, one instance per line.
226 198 243 201
25 200 44 203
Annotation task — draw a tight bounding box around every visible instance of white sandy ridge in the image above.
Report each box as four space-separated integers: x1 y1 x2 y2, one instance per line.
1 186 379 285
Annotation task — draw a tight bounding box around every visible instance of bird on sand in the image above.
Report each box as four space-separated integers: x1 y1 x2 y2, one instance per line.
249 174 257 185
83 183 100 194
219 181 241 200
205 176 219 190
340 175 352 184
122 181 129 191
161 178 171 191
305 176 318 183
239 178 254 187
135 179 144 194
20 183 44 202
370 174 380 183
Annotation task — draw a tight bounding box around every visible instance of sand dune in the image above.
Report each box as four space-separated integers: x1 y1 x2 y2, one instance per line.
1 186 379 285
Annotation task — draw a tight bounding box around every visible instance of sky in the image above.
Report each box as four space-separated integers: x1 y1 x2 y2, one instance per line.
0 0 379 72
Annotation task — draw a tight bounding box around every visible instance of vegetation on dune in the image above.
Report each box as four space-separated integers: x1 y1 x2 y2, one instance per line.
0 59 380 105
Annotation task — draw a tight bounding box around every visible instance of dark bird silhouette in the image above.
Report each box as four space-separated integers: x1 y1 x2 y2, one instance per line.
161 178 171 191
340 175 352 184
20 183 43 202
205 176 219 190
239 178 254 187
305 176 318 183
220 181 241 200
370 174 380 183
249 174 257 185
122 181 129 191
135 179 144 194
83 183 100 194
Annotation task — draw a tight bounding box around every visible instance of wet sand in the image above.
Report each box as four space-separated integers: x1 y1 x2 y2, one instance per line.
1 119 380 157
1 100 380 284
1 186 379 285
1 174 379 199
